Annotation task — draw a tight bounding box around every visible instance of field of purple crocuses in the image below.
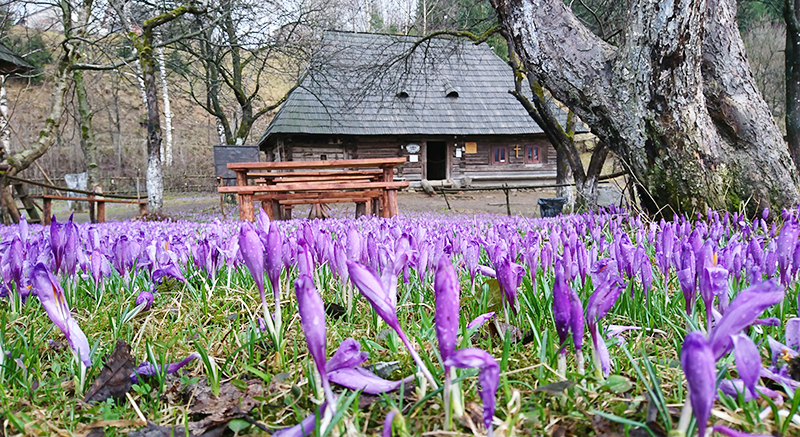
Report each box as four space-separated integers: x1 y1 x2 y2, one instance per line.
1 207 799 436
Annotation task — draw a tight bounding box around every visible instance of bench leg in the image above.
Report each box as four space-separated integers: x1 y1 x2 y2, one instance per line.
261 200 275 221
97 201 106 223
355 202 367 218
43 198 52 225
240 194 255 221
282 205 292 220
386 189 399 217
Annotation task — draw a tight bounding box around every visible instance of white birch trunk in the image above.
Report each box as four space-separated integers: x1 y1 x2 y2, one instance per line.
216 117 226 145
0 75 10 157
156 45 173 166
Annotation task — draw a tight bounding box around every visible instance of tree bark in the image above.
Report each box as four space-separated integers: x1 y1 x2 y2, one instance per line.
0 76 10 158
492 0 800 215
786 0 800 174
157 44 173 166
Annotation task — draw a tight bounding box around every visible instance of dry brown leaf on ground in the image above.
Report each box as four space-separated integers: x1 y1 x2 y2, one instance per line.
186 378 264 435
84 340 136 403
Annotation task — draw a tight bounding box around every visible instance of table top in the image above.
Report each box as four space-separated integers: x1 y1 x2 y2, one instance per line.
228 157 407 171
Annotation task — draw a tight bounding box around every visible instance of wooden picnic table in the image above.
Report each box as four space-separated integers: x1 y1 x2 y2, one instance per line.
222 157 408 221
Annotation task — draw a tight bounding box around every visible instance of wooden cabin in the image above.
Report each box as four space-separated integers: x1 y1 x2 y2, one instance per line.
256 32 587 188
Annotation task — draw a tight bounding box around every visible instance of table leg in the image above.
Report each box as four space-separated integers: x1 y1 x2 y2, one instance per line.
386 189 398 217
355 202 366 218
240 194 255 221
97 201 106 223
261 200 275 221
43 198 52 225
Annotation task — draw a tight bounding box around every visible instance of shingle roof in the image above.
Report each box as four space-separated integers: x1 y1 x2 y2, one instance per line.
0 42 34 75
259 31 583 147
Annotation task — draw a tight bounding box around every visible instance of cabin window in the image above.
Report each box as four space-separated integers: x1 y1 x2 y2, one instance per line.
526 146 540 163
492 147 507 164
320 154 327 160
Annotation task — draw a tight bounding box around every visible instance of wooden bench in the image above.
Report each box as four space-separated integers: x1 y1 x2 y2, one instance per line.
222 158 408 221
35 195 148 224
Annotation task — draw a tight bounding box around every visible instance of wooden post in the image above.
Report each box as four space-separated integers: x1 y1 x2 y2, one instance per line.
218 177 226 219
261 200 275 221
503 185 511 216
139 201 148 216
355 201 366 218
382 166 399 218
97 200 106 223
240 194 255 221
43 198 52 225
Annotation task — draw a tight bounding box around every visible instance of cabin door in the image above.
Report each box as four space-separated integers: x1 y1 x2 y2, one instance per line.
426 141 447 180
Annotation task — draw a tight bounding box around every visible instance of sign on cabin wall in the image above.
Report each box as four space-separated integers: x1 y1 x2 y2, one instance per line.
465 142 477 154
214 146 260 183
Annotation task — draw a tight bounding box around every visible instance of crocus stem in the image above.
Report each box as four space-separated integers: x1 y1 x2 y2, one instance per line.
272 280 282 333
346 283 353 317
576 349 585 376
397 330 438 389
557 351 567 380
444 370 451 431
675 396 693 437
451 367 464 418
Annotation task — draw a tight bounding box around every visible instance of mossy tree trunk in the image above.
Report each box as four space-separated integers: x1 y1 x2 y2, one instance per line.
492 0 800 215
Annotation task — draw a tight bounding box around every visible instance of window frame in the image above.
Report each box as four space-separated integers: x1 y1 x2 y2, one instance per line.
492 146 507 164
525 145 541 164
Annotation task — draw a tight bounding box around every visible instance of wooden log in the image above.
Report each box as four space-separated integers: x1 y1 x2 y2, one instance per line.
247 170 384 179
254 190 384 201
279 196 380 205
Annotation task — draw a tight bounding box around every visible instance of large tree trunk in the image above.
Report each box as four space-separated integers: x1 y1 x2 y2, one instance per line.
140 45 164 214
786 0 800 174
74 71 100 205
492 0 800 215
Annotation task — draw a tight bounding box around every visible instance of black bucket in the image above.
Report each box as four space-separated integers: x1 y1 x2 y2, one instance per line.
538 197 568 217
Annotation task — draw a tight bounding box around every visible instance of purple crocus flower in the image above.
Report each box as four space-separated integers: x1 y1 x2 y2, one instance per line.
467 312 495 330
295 274 336 407
707 280 783 360
265 222 283 301
31 263 92 367
552 262 571 355
434 254 459 364
326 338 415 394
434 254 460 428
586 275 624 377
135 288 154 311
89 249 111 291
50 217 64 273
382 411 397 437
711 424 772 437
681 331 716 437
444 348 499 437
130 352 200 383
238 222 275 331
495 255 525 314
61 218 79 276
718 379 782 404
347 260 438 389
731 334 760 397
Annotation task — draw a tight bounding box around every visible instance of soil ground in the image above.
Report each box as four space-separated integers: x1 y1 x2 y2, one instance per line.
40 188 583 223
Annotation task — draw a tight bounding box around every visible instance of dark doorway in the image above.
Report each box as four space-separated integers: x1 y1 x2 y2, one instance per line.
426 141 447 180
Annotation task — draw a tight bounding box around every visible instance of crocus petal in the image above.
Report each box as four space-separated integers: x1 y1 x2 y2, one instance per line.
273 403 327 437
467 312 495 330
444 348 499 435
347 261 398 326
552 262 571 351
711 425 773 437
768 337 798 368
718 379 782 405
477 265 496 278
131 353 200 383
328 367 415 394
751 317 780 327
681 331 716 437
708 280 784 360
135 289 154 311
382 411 396 437
787 318 800 349
434 254 460 364
31 263 92 367
732 334 761 397
326 338 368 373
295 275 327 381
238 223 266 297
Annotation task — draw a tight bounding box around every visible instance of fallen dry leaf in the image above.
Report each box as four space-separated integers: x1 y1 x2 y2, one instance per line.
127 421 189 437
84 340 136 403
186 377 264 435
